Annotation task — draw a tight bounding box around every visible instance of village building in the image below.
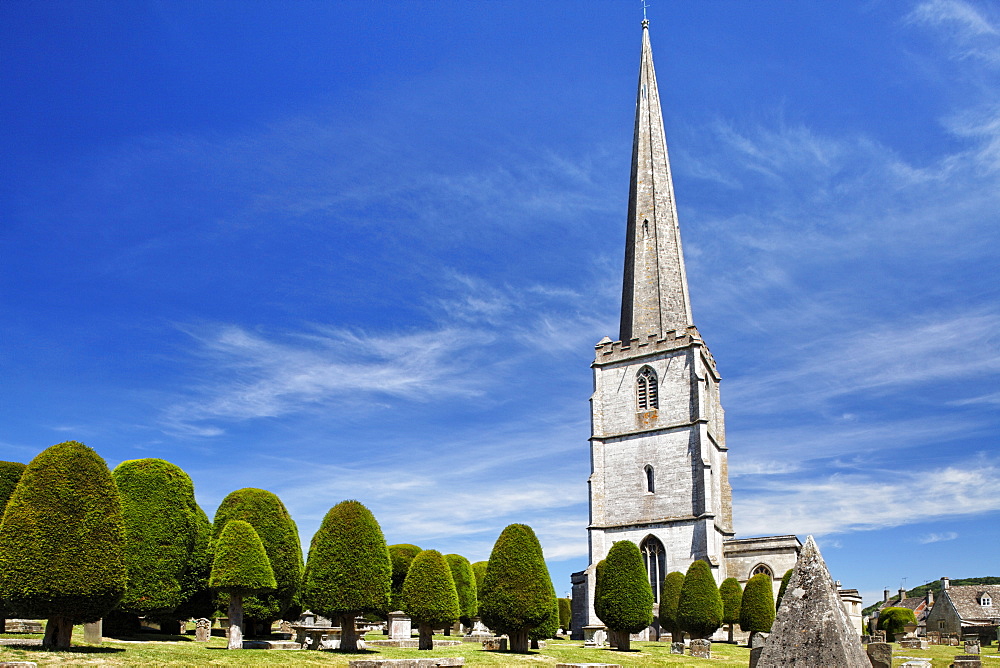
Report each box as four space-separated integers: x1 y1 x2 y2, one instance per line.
570 20 801 638
924 577 1000 641
876 586 934 636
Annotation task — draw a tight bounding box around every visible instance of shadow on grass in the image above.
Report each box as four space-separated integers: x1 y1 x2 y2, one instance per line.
104 632 195 642
14 645 125 654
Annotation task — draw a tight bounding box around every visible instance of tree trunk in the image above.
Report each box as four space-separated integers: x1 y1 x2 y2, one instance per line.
617 630 631 651
43 617 73 650
339 612 360 652
418 621 433 650
530 638 539 649
727 623 734 643
227 593 244 649
509 627 529 653
443 625 450 636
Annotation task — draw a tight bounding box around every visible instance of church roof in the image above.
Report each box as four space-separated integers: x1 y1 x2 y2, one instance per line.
618 20 693 343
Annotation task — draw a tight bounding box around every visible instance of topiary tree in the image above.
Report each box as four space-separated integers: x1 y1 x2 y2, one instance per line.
212 488 302 636
173 504 215 621
445 554 478 632
479 523 556 653
877 606 917 639
210 520 276 649
529 593 560 648
301 500 391 652
558 597 572 634
677 559 723 640
471 560 488 603
0 461 26 634
402 550 460 650
0 441 127 649
739 572 776 636
593 540 653 651
776 569 793 610
113 458 211 632
388 544 421 613
658 571 685 641
719 577 743 643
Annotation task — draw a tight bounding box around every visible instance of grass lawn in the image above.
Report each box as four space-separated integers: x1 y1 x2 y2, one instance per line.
0 628 995 666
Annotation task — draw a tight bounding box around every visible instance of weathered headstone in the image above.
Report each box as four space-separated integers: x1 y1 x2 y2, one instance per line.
756 536 869 667
583 626 606 647
873 630 886 642
965 639 981 654
926 631 941 645
750 632 767 648
952 655 982 668
689 638 710 659
195 618 212 642
670 641 684 654
900 637 928 649
866 642 892 668
388 611 412 640
83 619 102 644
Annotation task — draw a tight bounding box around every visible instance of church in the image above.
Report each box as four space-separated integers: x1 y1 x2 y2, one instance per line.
570 20 800 638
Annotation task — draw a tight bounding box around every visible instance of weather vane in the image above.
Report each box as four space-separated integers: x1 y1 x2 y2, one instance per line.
641 0 650 21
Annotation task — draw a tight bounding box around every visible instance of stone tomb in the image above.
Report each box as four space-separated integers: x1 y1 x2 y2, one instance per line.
689 638 710 659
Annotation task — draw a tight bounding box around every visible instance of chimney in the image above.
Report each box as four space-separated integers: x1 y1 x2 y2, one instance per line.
835 580 842 590
941 577 950 590
884 588 891 602
899 587 908 602
927 589 934 606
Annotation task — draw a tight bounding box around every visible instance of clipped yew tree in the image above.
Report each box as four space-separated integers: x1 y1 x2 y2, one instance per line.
776 569 793 609
0 461 26 632
719 577 743 643
389 544 422 611
210 520 276 649
301 500 391 652
594 540 653 651
529 594 560 648
402 550 460 649
558 597 572 633
174 504 215 620
877 606 917 638
658 570 685 641
445 553 478 630
479 523 555 653
113 458 212 630
472 560 488 603
0 441 127 649
739 572 776 636
677 559 723 640
213 488 302 635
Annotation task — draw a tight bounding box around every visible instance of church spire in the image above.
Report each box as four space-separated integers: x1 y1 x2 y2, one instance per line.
619 20 693 343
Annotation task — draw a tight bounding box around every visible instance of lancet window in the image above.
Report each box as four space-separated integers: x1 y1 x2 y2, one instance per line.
636 366 658 411
640 535 666 602
644 465 655 493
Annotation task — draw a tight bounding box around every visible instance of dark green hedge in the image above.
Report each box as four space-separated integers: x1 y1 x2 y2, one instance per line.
113 458 205 616
209 520 277 594
174 503 215 619
445 553 478 623
212 488 302 621
479 524 555 636
594 540 653 634
776 569 793 609
739 572 775 634
877 606 917 637
301 500 391 617
558 597 571 632
0 441 126 623
658 571 685 637
471 560 488 602
677 559 722 639
719 577 743 625
389 544 422 610
401 550 460 628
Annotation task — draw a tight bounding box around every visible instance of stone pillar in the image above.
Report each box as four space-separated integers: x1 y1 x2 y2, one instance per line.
83 619 102 644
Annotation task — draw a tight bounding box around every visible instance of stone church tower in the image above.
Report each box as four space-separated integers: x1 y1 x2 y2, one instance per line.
571 21 798 636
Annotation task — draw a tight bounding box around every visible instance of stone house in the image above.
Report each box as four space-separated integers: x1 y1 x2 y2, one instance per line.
924 577 1000 640
837 584 864 636
876 586 933 636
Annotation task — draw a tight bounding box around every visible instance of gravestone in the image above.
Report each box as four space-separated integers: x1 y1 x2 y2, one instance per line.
965 639 981 654
670 641 684 654
900 637 928 649
388 611 412 640
953 656 982 668
83 620 102 644
866 642 892 668
689 639 710 658
927 631 941 645
873 630 886 642
756 536 869 667
583 626 606 647
751 632 767 648
195 618 212 642
749 647 763 668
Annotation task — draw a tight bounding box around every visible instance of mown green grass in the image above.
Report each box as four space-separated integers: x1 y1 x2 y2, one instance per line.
0 628 992 666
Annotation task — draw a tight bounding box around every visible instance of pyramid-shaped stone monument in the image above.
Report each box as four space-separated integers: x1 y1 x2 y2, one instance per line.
756 536 869 667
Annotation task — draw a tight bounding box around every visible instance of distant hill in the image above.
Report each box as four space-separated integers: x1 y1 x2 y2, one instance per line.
861 576 1000 616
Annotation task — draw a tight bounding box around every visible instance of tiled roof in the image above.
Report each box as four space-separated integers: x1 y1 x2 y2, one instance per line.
946 585 1000 622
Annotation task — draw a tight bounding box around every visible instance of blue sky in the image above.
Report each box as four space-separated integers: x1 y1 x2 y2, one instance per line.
2 1 998 606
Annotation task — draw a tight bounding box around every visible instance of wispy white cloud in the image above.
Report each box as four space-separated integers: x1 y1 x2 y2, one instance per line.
918 531 959 543
906 0 1000 66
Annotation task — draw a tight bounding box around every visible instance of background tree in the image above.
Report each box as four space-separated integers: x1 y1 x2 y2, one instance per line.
719 577 743 643
209 520 276 650
445 553 478 631
0 441 126 649
739 572 776 636
593 540 653 651
776 569 793 609
402 550 460 650
677 559 723 640
479 523 555 653
213 488 302 636
113 459 210 633
558 597 572 634
389 544 422 612
173 504 215 621
0 461 26 636
301 500 391 652
877 606 917 639
658 571 685 641
472 560 488 606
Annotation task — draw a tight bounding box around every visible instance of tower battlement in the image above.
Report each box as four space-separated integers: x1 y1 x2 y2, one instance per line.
594 326 717 371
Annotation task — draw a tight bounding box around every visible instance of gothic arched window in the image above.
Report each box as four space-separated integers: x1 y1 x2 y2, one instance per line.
640 535 666 602
644 465 655 493
636 366 659 411
751 563 774 580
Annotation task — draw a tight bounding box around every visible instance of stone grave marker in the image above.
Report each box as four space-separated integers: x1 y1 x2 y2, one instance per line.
83 620 102 644
965 638 981 654
388 611 412 641
952 656 982 668
689 638 710 658
756 536 870 667
195 618 212 642
670 641 684 654
866 642 892 668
